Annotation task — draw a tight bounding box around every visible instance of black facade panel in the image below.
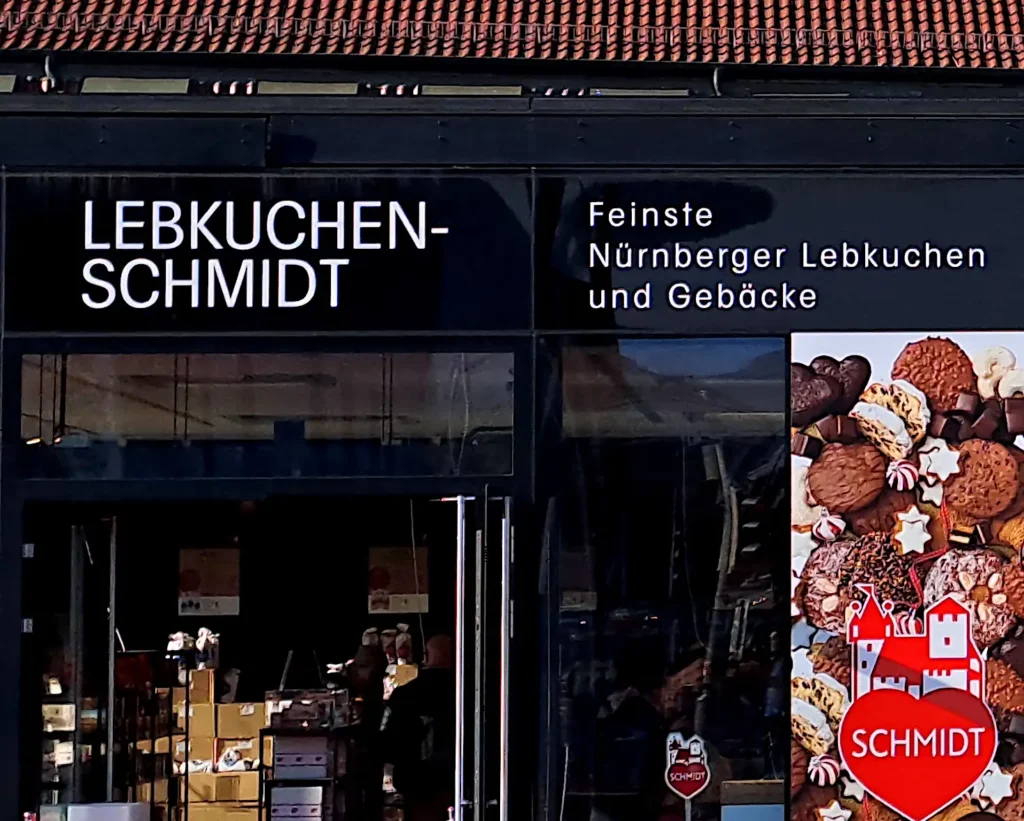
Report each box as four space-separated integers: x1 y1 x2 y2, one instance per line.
269 115 537 166
536 173 1024 333
268 113 1024 168
4 174 532 334
0 117 266 169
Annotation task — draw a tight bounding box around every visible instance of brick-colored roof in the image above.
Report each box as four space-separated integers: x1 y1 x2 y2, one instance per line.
1 2 1022 67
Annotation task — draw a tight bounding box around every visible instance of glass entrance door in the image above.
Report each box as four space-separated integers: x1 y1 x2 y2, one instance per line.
453 495 513 821
23 513 117 809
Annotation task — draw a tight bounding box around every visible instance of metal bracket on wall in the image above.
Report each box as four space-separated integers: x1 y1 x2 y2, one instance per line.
22 543 34 558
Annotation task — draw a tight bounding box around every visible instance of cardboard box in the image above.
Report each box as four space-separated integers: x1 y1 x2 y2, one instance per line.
215 737 270 770
135 735 182 756
190 669 216 704
174 736 216 764
218 703 266 739
186 805 258 821
42 704 76 732
183 772 261 803
136 778 171 803
177 703 217 737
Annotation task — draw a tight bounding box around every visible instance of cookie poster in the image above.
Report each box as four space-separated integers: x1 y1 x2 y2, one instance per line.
791 332 1024 821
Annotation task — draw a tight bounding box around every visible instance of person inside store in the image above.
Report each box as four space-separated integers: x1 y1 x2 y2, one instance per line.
348 643 389 819
590 642 666 821
380 633 456 821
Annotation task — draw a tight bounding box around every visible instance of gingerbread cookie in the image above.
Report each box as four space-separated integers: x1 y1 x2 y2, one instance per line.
810 355 871 415
998 513 1024 551
1003 564 1024 618
792 676 848 734
930 800 984 821
792 698 835 756
998 445 1024 520
793 364 843 428
987 658 1024 717
945 439 1019 520
859 380 932 443
924 548 1016 647
846 487 916 536
808 444 886 515
801 539 855 632
793 784 840 821
792 740 809 798
892 336 976 412
849 401 914 460
810 636 852 689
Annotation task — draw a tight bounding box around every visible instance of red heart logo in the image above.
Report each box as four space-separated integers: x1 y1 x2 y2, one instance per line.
665 761 710 800
839 688 996 821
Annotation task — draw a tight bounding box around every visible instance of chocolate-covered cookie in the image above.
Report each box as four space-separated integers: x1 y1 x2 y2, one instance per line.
945 439 1020 520
808 443 886 514
800 539 855 632
792 364 843 428
839 532 920 612
993 625 1024 678
924 548 1016 647
891 337 976 413
846 487 917 536
810 355 871 415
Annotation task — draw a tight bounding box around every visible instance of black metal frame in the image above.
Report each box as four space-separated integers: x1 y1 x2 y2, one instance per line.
2 330 536 820
3 97 1024 169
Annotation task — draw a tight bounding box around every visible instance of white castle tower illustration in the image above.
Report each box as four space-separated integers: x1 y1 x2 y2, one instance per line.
846 585 982 702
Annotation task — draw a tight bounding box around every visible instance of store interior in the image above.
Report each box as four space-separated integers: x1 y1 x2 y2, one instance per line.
25 496 459 820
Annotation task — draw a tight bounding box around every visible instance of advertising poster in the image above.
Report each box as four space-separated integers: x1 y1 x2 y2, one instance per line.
368 547 430 614
791 332 1024 821
178 548 241 617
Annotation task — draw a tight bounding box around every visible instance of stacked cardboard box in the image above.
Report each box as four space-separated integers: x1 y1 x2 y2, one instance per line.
169 671 272 821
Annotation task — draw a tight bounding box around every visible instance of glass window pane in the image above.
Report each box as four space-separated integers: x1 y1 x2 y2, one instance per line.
19 352 514 479
555 338 787 821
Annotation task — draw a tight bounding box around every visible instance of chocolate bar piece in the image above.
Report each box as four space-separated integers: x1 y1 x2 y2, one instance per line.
1005 398 1024 435
816 414 860 444
972 408 1002 440
957 417 976 442
949 526 974 546
974 522 993 544
791 432 822 460
952 391 982 418
929 413 961 441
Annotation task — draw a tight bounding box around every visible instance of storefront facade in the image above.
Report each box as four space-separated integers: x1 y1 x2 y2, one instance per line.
2 99 1022 821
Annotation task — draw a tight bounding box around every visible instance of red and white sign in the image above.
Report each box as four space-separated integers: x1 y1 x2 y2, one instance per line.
838 584 997 821
665 733 710 800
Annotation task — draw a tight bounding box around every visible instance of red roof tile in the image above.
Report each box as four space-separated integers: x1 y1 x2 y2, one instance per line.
0 0 1022 66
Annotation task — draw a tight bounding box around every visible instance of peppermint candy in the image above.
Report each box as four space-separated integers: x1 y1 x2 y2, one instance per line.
812 509 846 542
893 610 923 636
808 754 841 787
886 458 919 491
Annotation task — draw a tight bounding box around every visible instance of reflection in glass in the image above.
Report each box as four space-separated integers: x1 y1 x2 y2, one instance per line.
20 353 514 479
554 338 787 821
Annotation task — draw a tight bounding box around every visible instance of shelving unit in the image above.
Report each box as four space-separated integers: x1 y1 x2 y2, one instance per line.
257 726 353 821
